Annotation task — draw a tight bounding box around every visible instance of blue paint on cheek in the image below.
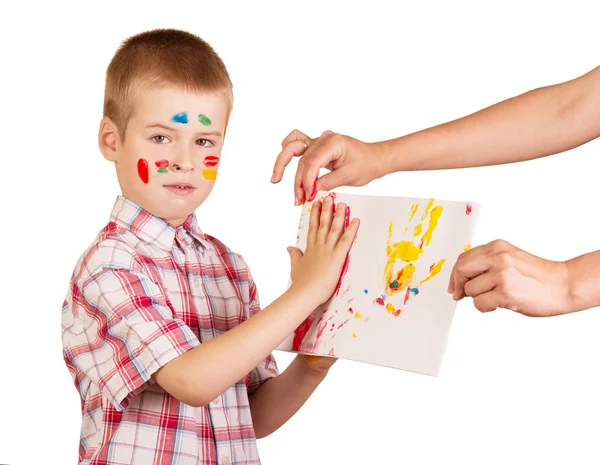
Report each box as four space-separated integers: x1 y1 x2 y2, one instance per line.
171 112 189 124
363 289 368 294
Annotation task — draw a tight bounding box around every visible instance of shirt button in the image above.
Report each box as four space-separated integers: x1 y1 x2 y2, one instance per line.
221 457 230 465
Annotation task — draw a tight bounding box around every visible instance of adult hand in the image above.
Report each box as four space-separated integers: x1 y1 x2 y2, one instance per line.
271 129 386 205
449 239 572 317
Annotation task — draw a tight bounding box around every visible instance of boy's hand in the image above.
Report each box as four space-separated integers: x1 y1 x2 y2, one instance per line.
287 195 359 306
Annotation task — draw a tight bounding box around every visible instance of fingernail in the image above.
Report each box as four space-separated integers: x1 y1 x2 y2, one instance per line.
295 196 299 206
271 179 280 184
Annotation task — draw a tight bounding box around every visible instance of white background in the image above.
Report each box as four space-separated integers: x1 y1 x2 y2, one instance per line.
1 1 599 464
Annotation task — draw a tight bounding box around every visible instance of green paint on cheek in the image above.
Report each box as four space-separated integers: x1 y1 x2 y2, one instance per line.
198 114 212 126
157 168 169 174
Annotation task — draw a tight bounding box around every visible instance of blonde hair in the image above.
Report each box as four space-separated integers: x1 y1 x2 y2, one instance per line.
103 28 233 139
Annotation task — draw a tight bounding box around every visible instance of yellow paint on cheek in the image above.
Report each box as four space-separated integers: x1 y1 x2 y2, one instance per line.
420 258 446 284
202 169 217 180
421 205 443 247
386 303 394 314
464 244 472 252
352 333 357 339
354 311 363 319
413 223 422 236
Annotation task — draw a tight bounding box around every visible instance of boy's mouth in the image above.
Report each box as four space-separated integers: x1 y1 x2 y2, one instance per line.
163 182 196 196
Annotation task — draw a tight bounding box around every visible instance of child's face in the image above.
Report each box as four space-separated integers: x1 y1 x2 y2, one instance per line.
114 87 229 226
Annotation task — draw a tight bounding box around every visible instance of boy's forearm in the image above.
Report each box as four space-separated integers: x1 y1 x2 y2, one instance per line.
375 66 600 173
249 355 328 438
565 249 600 313
154 286 319 407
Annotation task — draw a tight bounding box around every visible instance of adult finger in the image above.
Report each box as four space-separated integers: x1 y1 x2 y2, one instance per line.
272 139 310 185
472 290 508 313
448 244 490 294
463 270 496 298
451 255 494 301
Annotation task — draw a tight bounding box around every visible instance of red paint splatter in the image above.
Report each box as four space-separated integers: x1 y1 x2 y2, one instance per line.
155 159 169 168
203 156 220 167
292 315 315 351
348 308 354 314
374 297 385 306
403 288 410 305
466 204 473 215
334 205 351 296
137 158 149 184
430 262 436 272
328 348 335 356
337 318 351 329
393 309 402 317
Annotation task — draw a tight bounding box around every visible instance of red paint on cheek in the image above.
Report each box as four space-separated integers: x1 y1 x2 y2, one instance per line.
137 158 149 184
155 159 169 169
466 204 473 215
203 156 220 167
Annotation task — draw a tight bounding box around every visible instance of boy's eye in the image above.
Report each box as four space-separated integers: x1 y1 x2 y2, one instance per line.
152 135 169 144
196 139 212 147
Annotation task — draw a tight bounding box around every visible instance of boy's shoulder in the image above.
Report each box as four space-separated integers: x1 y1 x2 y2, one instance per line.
72 221 150 282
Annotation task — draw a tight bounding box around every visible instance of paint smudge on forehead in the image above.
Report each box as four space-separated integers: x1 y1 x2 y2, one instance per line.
198 114 212 126
137 158 149 184
171 112 189 124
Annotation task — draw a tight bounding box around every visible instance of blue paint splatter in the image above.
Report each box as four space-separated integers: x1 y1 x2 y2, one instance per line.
409 287 419 296
363 289 369 294
171 112 189 124
390 280 399 289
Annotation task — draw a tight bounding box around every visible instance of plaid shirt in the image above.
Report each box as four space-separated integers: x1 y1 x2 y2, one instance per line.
62 196 278 465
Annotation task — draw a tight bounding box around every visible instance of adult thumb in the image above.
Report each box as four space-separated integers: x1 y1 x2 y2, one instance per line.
317 169 347 191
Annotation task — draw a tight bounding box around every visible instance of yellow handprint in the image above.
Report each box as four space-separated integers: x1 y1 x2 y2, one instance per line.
378 199 446 316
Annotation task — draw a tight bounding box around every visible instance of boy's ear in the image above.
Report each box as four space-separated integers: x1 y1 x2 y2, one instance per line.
98 117 121 162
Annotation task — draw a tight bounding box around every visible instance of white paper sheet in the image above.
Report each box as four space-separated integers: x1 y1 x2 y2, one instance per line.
277 191 480 376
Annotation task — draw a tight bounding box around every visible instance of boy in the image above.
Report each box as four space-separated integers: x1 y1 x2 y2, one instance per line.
61 28 359 465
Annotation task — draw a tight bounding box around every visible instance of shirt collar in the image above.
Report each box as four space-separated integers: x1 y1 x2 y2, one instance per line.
109 196 206 250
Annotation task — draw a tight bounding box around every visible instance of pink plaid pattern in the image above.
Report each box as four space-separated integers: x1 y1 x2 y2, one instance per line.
62 196 278 465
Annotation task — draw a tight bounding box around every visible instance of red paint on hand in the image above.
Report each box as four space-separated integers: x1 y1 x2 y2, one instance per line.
309 178 318 201
155 159 169 169
292 315 314 351
203 156 220 167
334 206 351 296
137 158 149 184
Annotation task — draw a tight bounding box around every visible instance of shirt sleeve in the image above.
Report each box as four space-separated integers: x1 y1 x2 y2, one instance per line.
243 266 279 395
62 264 200 411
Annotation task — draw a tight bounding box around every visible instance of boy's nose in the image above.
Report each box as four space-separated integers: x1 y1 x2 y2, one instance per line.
170 162 194 173
170 149 195 173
